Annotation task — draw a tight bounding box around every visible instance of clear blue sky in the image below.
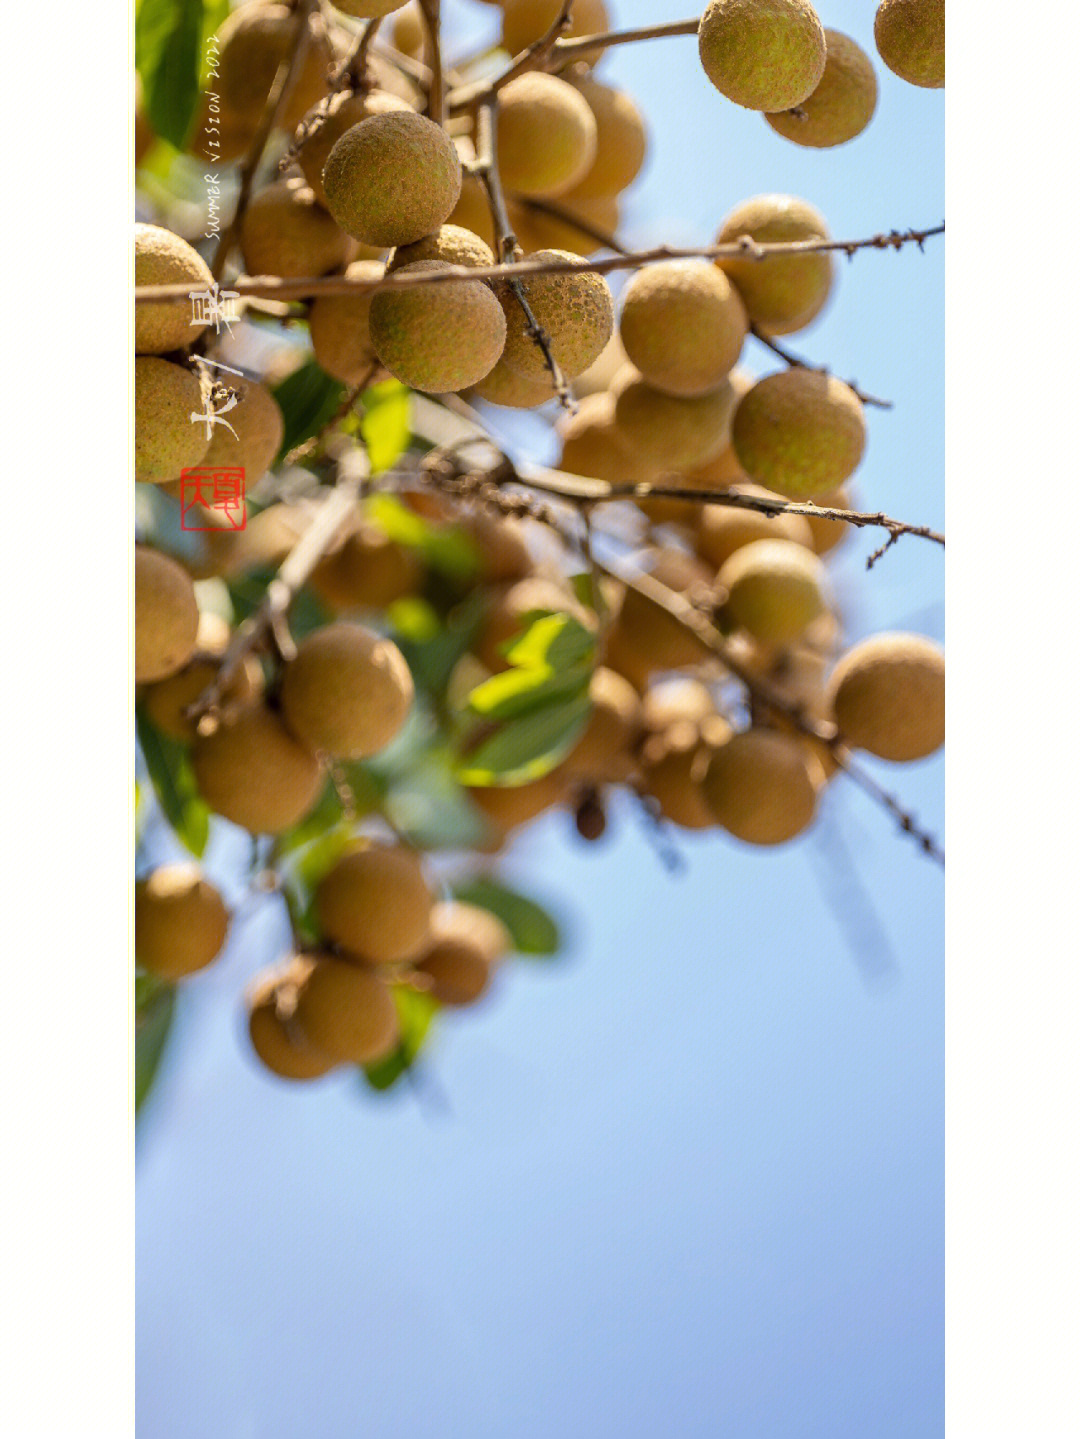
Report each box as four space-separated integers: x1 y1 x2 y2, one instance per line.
137 3 944 1434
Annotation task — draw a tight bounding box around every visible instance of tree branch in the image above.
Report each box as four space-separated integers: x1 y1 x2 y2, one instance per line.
448 0 574 110
417 0 443 124
749 325 892 411
552 17 702 62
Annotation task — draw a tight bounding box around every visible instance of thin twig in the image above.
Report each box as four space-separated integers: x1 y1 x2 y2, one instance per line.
284 361 379 465
448 0 575 109
552 17 702 62
329 14 380 88
418 0 444 124
512 195 631 255
750 325 892 411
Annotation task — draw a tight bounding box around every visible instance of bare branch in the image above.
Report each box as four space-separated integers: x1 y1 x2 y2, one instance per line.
417 0 443 124
749 325 893 411
552 17 702 62
448 0 575 109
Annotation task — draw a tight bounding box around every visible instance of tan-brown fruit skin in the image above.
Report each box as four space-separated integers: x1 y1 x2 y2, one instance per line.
135 224 214 355
702 729 819 845
613 374 736 472
388 225 495 273
467 768 569 837
604 559 716 689
297 89 412 209
557 392 656 488
508 194 620 258
563 667 644 783
716 195 833 336
471 359 557 410
698 0 827 112
804 487 852 555
141 655 260 742
874 0 944 88
475 576 591 673
331 0 411 16
412 902 510 1006
370 260 506 393
718 537 827 644
215 4 330 130
308 259 385 386
309 521 421 611
460 511 534 582
501 0 609 66
496 73 598 199
827 632 944 762
201 377 284 489
135 864 229 980
292 955 400 1066
619 261 748 398
498 250 613 381
392 4 425 59
640 715 733 829
279 622 414 759
135 357 210 485
135 546 200 683
448 171 498 253
315 844 434 965
247 963 339 1081
191 703 323 835
766 31 878 147
569 79 647 198
240 177 354 281
696 483 814 567
322 112 462 248
732 370 866 499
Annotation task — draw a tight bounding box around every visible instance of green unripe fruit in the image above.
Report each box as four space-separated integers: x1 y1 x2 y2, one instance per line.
766 30 878 147
501 0 609 65
702 728 819 845
698 0 826 112
388 224 495 272
135 864 229 980
247 962 339 1081
613 373 736 471
297 88 412 210
279 621 414 759
695 482 814 567
874 0 944 88
619 260 748 398
498 249 613 380
201 377 284 489
135 357 209 485
134 546 200 683
567 78 648 199
827 632 945 761
718 537 827 644
134 223 214 355
292 954 399 1065
214 4 331 129
369 260 506 393
322 111 462 248
732 369 866 499
308 259 385 386
191 703 322 834
496 73 598 199
716 194 833 336
240 177 354 281
315 844 434 964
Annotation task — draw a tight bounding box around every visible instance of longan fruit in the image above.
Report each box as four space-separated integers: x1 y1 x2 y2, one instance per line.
191 702 323 834
501 0 609 65
471 358 558 409
214 3 331 130
718 537 827 645
497 249 613 379
641 678 719 734
475 575 592 672
619 261 748 398
188 90 256 164
467 769 569 835
369 260 506 392
698 0 826 112
496 73 598 199
702 728 819 845
387 224 495 272
296 88 412 209
567 78 647 199
135 864 229 980
240 176 354 281
447 169 498 252
323 111 462 249
766 30 878 147
292 954 400 1066
412 902 511 1007
201 376 284 489
429 901 511 966
141 655 260 742
307 259 385 386
195 501 314 580
640 717 732 830
695 484 814 567
605 567 714 687
508 193 620 258
135 545 200 683
308 520 421 611
573 330 629 399
716 194 833 336
391 3 425 60
826 632 944 761
563 666 644 783
134 223 214 355
135 357 210 485
874 0 944 88
279 621 414 759
331 0 412 16
557 392 654 487
315 844 433 964
247 962 339 1081
803 486 853 556
613 373 736 471
459 511 534 582
732 369 866 499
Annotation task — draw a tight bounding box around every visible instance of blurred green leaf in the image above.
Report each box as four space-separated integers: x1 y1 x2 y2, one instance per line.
360 382 412 474
135 0 204 149
456 689 592 785
467 613 595 721
272 361 347 463
362 986 439 1092
451 878 561 956
136 713 211 856
366 494 480 580
136 980 177 1114
382 752 493 851
387 596 441 645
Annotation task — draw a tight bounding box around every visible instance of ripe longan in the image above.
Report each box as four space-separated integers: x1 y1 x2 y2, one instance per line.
874 0 944 88
309 519 421 612
496 73 598 199
716 194 833 336
448 170 498 253
134 223 214 355
732 369 866 499
698 0 826 112
315 844 434 964
613 373 736 471
472 358 558 409
508 193 620 258
322 111 462 248
501 0 610 65
568 78 647 199
279 621 414 759
191 702 323 834
467 769 569 837
604 554 716 687
214 3 331 130
391 4 425 60
459 511 534 582
827 632 945 761
331 0 412 16
475 575 592 672
141 654 260 742
135 546 200 683
292 954 400 1066
135 864 229 980
702 728 819 845
247 963 339 1081
388 224 495 272
640 716 732 830
563 666 644 783
557 391 654 487
498 250 614 380
201 377 284 489
718 537 827 644
695 483 814 568
297 88 412 209
240 177 354 281
619 261 748 398
641 678 719 734
308 259 385 386
803 486 853 556
766 30 878 147
369 260 506 393
412 901 512 1007
135 357 210 485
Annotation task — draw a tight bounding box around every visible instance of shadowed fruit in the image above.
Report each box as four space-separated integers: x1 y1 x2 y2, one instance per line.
558 392 654 487
467 769 569 836
472 358 557 409
413 901 511 1006
508 193 620 257
619 261 748 397
292 955 400 1065
716 194 833 335
698 0 826 111
718 537 827 644
501 0 609 65
498 250 613 379
604 553 716 687
827 632 944 761
640 715 732 829
308 259 385 386
388 224 495 272
568 78 647 198
695 483 814 567
874 0 944 88
297 88 412 209
134 223 214 354
702 728 819 844
315 844 434 964
331 0 412 15
214 4 330 130
141 654 260 742
496 73 597 199
613 373 736 471
460 512 535 582
369 260 506 392
135 357 210 484
448 170 498 252
563 667 644 783
135 864 229 980
280 621 414 758
732 369 866 499
322 112 462 248
247 962 339 1080
766 30 877 147
240 177 354 280
803 486 852 555
392 4 425 59
309 520 421 611
475 576 592 672
135 546 200 683
191 703 323 834
201 377 284 488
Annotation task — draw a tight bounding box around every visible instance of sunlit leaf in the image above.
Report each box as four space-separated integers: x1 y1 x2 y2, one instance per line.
362 986 440 1092
135 0 204 149
451 878 561 956
272 360 347 463
360 382 412 474
456 689 592 785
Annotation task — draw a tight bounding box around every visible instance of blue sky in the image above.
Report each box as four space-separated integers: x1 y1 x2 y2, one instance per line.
137 3 944 1434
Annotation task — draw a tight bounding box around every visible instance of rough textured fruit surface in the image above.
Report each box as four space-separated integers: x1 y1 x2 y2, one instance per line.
703 729 819 844
568 79 647 198
370 260 506 393
496 73 598 199
716 194 833 335
501 0 609 65
498 250 613 379
698 0 826 111
202 377 284 487
874 0 944 88
135 864 228 979
297 88 411 208
508 193 620 258
388 224 494 272
135 546 200 683
619 261 748 398
471 358 557 409
315 844 433 964
134 223 214 354
280 621 414 758
293 955 399 1065
247 965 339 1081
241 177 354 280
696 482 814 567
767 30 878 146
135 357 209 484
323 112 462 248
191 703 322 834
719 537 827 644
564 667 644 782
142 656 259 742
215 4 330 129
827 632 944 761
732 369 866 499
613 374 736 471
308 259 385 386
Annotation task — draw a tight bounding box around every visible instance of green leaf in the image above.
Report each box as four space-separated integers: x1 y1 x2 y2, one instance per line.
451 878 561 956
362 986 439 1092
359 382 412 474
366 494 480 580
135 0 204 149
136 981 177 1114
382 753 493 851
271 361 347 463
456 689 592 785
136 712 211 857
